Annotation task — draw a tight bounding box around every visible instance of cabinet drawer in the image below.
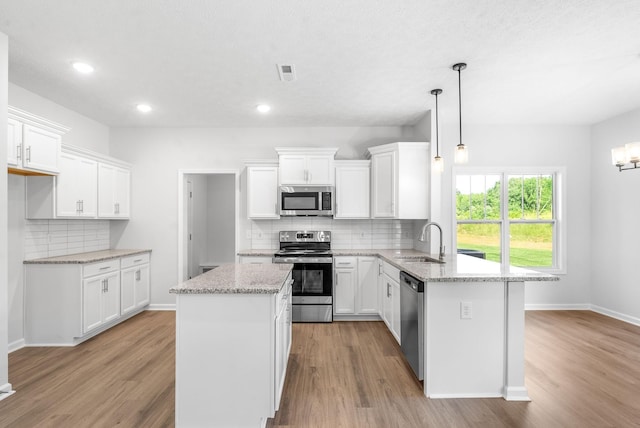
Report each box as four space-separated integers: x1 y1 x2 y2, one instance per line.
334 257 357 269
383 261 400 281
83 259 121 278
121 252 150 269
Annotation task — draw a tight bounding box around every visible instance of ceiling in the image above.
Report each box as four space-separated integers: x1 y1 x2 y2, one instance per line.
0 0 639 128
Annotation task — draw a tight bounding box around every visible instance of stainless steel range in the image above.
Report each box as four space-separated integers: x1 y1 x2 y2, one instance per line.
272 231 333 323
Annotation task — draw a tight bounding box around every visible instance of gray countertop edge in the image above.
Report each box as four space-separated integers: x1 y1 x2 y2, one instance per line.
24 249 152 264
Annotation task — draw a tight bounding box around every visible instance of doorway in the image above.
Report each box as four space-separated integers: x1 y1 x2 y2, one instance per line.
178 170 238 282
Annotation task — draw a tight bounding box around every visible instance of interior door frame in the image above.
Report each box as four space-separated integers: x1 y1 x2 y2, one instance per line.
177 169 240 285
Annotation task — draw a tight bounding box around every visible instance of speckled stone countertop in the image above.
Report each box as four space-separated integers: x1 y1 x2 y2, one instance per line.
24 249 151 264
238 248 557 283
238 249 278 257
170 263 294 294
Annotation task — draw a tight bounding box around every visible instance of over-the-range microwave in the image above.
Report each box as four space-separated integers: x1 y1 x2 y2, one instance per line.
279 186 334 216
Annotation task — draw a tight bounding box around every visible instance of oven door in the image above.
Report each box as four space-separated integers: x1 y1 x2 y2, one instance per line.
291 262 333 297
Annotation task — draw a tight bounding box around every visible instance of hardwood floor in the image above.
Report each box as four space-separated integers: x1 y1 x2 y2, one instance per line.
0 311 175 427
1 310 639 427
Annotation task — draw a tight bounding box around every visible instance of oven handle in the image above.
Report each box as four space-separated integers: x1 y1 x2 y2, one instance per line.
273 257 333 264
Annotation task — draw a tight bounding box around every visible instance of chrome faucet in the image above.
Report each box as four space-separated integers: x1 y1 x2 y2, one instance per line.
419 221 445 260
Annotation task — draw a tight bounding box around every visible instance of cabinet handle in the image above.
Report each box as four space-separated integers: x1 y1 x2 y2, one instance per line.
76 200 80 213
336 262 351 265
99 266 112 270
101 279 106 292
16 144 22 161
378 264 383 275
134 259 143 263
105 279 109 292
26 146 31 162
387 283 391 298
135 270 141 281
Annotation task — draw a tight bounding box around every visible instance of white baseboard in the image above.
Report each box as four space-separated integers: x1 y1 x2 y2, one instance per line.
428 392 503 399
590 305 640 327
525 303 590 311
147 304 176 311
503 386 531 401
0 383 15 402
8 339 25 353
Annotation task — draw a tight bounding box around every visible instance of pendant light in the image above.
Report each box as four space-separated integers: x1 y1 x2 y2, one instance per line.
452 62 468 164
430 88 444 173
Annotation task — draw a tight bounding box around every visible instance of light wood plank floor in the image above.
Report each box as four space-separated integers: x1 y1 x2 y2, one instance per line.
1 310 639 427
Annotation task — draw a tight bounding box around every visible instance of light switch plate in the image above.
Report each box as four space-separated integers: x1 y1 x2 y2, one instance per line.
461 301 473 319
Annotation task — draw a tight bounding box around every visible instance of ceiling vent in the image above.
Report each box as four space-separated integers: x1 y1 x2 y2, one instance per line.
277 64 296 82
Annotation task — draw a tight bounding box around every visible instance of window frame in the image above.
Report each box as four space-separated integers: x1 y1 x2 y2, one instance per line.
452 167 566 274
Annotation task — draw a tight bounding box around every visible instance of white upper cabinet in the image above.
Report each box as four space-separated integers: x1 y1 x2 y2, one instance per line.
7 106 69 175
7 117 21 167
335 160 370 219
26 145 131 220
98 163 131 219
56 152 98 218
276 147 338 185
246 163 280 219
368 142 430 219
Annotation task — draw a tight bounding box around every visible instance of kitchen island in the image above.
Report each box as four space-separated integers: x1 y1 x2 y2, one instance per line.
170 263 294 428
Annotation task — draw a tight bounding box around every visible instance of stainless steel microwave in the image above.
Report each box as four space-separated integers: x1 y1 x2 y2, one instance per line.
279 186 334 216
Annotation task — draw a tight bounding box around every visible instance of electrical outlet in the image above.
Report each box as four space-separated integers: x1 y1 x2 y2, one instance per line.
460 301 473 319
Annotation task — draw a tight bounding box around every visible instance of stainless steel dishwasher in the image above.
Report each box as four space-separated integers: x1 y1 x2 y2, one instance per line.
400 271 424 380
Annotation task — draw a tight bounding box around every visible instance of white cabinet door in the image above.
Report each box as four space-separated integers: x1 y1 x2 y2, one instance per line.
247 166 280 219
335 163 370 219
114 167 131 218
7 118 21 167
391 279 401 345
382 274 393 331
83 275 103 334
102 272 121 324
371 150 396 218
279 155 307 184
357 257 378 314
22 124 61 174
121 267 136 315
56 152 98 218
306 155 333 185
334 257 357 315
134 264 150 308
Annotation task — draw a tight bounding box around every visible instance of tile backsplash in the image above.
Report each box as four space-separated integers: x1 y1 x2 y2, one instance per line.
249 218 415 250
24 219 110 260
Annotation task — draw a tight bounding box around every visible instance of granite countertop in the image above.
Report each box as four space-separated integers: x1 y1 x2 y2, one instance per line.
238 249 278 257
170 263 294 294
238 248 557 283
24 249 152 264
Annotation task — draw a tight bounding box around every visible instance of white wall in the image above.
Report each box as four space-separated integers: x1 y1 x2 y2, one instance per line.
590 108 640 323
8 83 110 154
206 174 236 264
109 126 415 306
0 31 10 395
433 122 592 307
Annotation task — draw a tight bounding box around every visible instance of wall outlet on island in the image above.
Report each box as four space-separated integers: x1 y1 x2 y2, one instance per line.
460 301 473 319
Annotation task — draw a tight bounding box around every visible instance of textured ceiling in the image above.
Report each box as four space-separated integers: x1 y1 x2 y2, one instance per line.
0 0 639 127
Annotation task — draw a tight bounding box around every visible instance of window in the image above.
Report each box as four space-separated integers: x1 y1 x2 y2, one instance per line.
455 169 564 272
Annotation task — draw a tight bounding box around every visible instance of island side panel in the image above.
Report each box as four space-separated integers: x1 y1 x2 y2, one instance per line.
175 293 275 428
503 281 530 401
424 281 505 398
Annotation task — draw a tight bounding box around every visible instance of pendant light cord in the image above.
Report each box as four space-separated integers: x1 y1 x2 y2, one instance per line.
435 92 440 156
457 66 462 147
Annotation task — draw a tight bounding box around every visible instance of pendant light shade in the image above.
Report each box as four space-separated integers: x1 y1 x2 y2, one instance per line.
452 62 468 164
430 88 444 173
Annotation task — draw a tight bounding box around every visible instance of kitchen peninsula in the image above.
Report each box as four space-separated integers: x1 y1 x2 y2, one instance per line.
170 263 294 428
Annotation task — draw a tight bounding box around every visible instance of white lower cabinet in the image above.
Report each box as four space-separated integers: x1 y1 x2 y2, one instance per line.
25 252 151 346
121 253 151 315
334 256 379 317
379 259 401 344
274 276 292 410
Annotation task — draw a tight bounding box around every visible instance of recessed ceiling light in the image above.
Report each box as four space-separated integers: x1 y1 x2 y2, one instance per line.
72 62 94 74
256 104 271 113
136 104 152 113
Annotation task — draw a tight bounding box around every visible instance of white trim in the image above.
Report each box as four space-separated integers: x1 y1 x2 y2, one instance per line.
525 303 590 311
0 383 15 402
427 392 503 399
8 339 25 353
177 169 240 286
61 143 132 168
503 386 531 401
147 304 177 311
590 305 640 327
333 314 381 321
8 105 70 135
